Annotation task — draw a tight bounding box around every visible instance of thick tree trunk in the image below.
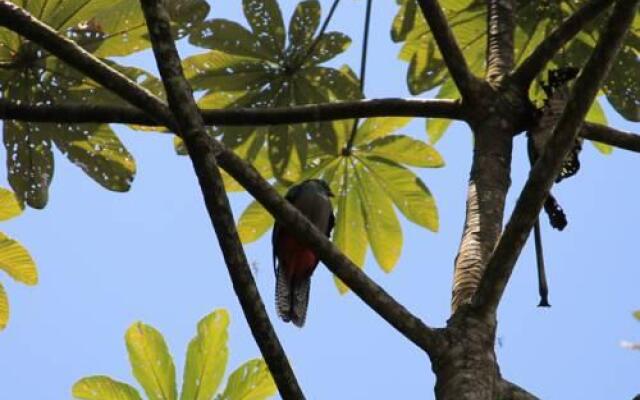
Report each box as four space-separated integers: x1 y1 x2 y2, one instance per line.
452 117 513 311
431 310 499 400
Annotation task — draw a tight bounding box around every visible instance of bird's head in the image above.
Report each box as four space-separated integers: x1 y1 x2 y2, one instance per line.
299 179 334 197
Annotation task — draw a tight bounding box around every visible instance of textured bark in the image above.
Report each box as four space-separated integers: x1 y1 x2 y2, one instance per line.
486 0 515 84
452 115 513 312
432 310 499 399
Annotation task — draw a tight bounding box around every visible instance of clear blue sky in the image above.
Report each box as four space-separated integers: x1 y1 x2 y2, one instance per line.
0 1 639 399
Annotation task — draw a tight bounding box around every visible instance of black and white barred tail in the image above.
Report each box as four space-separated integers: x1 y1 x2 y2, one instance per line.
276 266 311 328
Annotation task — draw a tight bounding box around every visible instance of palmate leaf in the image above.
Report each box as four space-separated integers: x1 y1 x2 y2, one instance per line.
0 231 38 286
73 376 143 400
236 118 441 292
184 0 360 183
74 310 275 400
126 322 177 400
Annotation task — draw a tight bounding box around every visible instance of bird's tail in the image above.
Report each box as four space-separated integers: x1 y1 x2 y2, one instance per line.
275 266 311 327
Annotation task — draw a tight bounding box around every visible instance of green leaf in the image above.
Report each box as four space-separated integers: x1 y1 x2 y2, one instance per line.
603 45 640 122
354 117 412 146
0 232 38 285
362 135 444 168
0 282 8 330
188 20 273 60
3 120 54 209
288 0 321 56
585 99 613 155
332 159 367 293
181 309 229 400
52 124 136 192
354 162 402 272
72 376 143 400
184 51 271 92
237 200 275 244
126 322 177 400
634 310 640 321
243 0 286 58
0 188 23 221
364 156 438 232
305 32 351 65
218 359 277 400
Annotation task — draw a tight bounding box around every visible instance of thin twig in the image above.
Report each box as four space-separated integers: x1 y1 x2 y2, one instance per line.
471 0 640 317
512 0 615 88
346 0 373 151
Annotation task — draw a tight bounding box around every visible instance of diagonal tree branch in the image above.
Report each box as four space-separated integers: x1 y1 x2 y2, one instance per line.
138 1 305 398
416 0 482 100
497 379 539 400
0 0 444 355
486 0 515 84
512 0 615 88
0 98 465 126
471 0 640 317
582 122 640 153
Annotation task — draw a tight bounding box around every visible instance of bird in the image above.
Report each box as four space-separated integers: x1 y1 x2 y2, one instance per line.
272 179 335 327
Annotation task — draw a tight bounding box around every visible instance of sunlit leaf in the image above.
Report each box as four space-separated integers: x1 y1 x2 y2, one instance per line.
354 162 402 272
218 359 277 400
332 159 367 293
634 310 640 321
126 322 177 400
362 135 444 168
354 117 412 146
181 310 229 400
585 99 613 155
73 376 143 400
426 78 457 143
0 283 8 330
0 232 37 285
363 156 438 232
0 188 23 222
237 200 276 244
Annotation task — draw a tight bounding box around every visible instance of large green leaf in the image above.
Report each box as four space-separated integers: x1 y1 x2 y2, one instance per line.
52 123 136 191
218 359 277 400
73 376 143 400
0 188 23 221
354 162 402 272
426 78 457 143
184 0 358 184
585 99 613 155
126 322 177 400
181 310 229 400
363 156 439 232
332 159 367 293
0 282 8 330
0 232 38 285
353 117 412 146
362 135 444 168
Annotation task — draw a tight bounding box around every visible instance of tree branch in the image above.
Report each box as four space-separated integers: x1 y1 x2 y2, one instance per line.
497 379 540 400
486 0 515 84
0 0 444 355
0 98 465 126
416 0 482 100
512 0 615 88
138 1 306 398
582 122 640 153
471 0 640 317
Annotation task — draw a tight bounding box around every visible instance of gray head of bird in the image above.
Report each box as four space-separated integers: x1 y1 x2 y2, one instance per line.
297 179 334 197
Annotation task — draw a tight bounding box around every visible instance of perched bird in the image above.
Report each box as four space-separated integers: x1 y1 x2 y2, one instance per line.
272 179 335 327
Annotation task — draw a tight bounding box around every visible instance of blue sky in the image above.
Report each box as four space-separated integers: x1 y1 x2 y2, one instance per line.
0 1 639 399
